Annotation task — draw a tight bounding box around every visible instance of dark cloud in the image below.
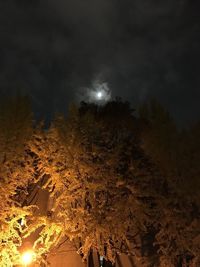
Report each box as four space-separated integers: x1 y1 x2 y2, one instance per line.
0 0 199 125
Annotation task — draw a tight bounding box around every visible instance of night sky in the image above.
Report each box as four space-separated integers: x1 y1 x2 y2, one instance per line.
0 0 200 126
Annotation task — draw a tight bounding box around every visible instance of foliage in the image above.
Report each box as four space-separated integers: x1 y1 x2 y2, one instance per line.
0 206 32 266
0 96 62 266
30 101 162 263
139 99 200 266
0 96 199 266
0 95 34 210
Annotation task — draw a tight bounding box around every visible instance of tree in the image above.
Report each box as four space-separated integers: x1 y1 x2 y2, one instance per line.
1 96 199 266
139 99 200 266
0 95 35 265
30 100 164 265
30 99 200 266
0 96 61 266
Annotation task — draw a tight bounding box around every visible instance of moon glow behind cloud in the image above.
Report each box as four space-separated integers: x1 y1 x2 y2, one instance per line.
79 80 111 103
96 91 103 99
90 82 111 103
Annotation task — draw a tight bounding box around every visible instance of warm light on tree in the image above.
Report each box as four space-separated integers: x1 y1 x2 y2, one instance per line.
0 96 199 266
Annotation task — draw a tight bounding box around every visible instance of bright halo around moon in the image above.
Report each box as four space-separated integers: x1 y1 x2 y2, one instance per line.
79 79 112 104
88 81 111 103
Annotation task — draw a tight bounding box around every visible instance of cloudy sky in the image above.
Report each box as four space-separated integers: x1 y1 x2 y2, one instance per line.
0 0 199 125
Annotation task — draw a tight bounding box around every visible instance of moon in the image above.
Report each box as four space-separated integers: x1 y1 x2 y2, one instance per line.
96 91 103 100
80 81 111 103
92 82 111 103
